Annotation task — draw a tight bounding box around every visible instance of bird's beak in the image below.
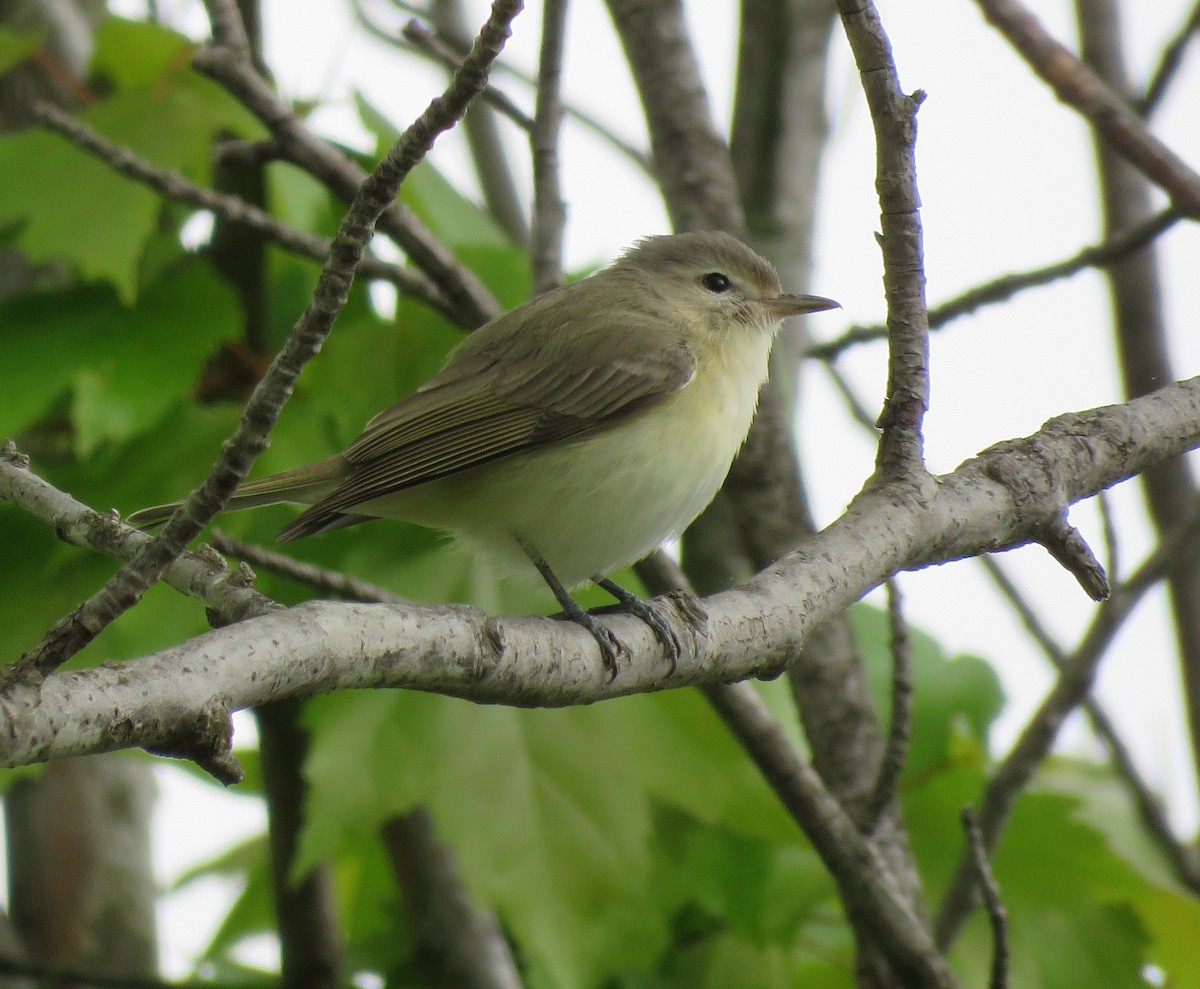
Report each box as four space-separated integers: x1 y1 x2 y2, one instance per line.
762 293 841 317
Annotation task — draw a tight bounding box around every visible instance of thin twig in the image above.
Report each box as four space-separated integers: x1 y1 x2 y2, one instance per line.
192 41 501 328
400 18 535 130
865 578 914 831
529 0 569 294
704 682 957 989
961 808 1009 989
210 530 408 604
822 361 879 430
1138 0 1200 115
202 0 252 53
836 0 929 477
369 7 651 172
32 102 460 320
7 0 524 683
427 1 528 245
812 207 1181 359
1097 488 1120 582
935 507 1200 948
980 554 1200 893
975 0 1200 216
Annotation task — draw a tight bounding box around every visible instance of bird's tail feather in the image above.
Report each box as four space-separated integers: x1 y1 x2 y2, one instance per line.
126 456 348 530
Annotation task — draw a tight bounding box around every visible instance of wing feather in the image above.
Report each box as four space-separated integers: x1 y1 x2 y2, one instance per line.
280 310 697 540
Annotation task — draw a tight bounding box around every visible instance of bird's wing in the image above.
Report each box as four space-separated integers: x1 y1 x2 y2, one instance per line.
277 315 695 540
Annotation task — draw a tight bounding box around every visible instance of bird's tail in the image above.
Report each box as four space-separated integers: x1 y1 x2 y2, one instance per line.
126 456 348 530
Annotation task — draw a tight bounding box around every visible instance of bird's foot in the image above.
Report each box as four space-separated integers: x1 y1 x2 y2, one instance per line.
595 577 705 676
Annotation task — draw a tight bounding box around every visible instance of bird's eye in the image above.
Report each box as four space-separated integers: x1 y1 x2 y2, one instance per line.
701 272 732 294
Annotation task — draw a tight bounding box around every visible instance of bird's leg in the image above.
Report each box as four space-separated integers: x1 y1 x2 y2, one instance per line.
593 576 683 676
518 540 624 681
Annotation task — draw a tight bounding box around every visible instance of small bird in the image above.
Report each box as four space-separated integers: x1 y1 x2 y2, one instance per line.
130 231 838 678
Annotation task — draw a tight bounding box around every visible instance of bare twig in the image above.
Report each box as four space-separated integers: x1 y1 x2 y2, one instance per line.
703 682 957 989
191 45 501 328
865 579 914 831
823 361 880 430
935 506 1200 948
1036 514 1109 601
428 0 528 245
1097 488 1120 581
812 208 1181 359
202 0 252 53
210 530 408 604
6 0 524 683
257 700 345 989
400 18 535 129
529 0 569 294
380 11 651 172
974 0 1200 216
836 0 929 478
32 102 460 319
383 810 525 989
1138 0 1200 115
961 809 1009 989
980 555 1200 892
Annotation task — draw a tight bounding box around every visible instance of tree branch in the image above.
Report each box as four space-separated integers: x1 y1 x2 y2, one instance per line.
210 530 408 604
383 809 525 989
934 503 1200 947
812 207 1182 360
864 579 913 832
7 0 523 685
528 0 569 295
32 101 460 320
191 43 501 329
5 375 1200 768
836 0 928 476
1137 0 1200 115
702 682 957 989
961 808 1009 989
974 0 1200 216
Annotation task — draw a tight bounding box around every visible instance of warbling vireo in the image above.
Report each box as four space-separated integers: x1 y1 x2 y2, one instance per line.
130 231 838 678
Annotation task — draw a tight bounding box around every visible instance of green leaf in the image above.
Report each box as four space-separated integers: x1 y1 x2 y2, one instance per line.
91 16 195 86
0 25 262 299
602 687 801 843
854 602 1005 777
397 158 512 250
994 791 1149 910
0 25 43 73
0 264 238 454
1133 885 1200 986
301 691 665 989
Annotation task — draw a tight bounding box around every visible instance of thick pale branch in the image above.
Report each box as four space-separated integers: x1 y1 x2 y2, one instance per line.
4 376 1199 768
